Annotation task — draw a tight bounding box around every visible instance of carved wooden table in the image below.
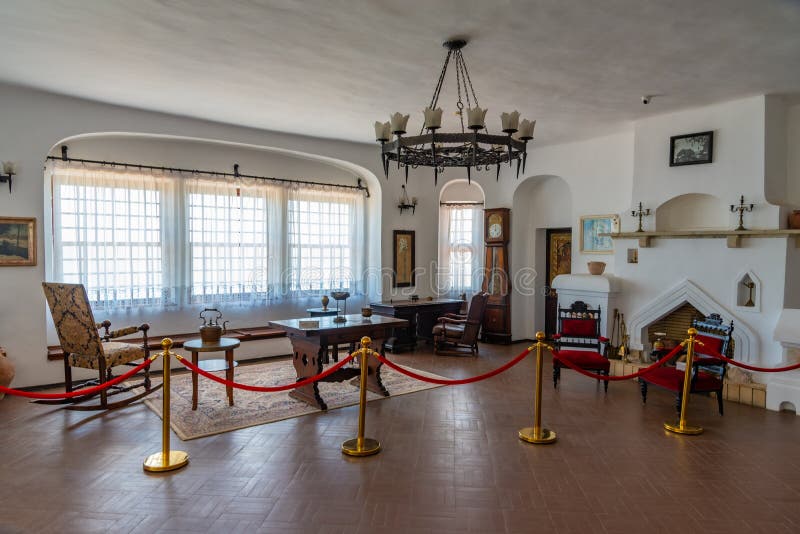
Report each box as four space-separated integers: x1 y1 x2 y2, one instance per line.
369 298 463 352
268 314 408 410
184 337 240 410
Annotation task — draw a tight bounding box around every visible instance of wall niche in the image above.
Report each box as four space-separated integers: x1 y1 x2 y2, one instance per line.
735 270 761 312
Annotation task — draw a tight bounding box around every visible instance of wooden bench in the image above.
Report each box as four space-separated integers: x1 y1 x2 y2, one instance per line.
47 326 286 361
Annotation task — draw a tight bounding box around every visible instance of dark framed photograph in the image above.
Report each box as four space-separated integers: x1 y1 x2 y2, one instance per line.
0 217 36 266
670 131 714 166
392 230 415 288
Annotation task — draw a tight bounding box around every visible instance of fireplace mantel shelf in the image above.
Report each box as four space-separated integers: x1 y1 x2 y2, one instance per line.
604 229 800 248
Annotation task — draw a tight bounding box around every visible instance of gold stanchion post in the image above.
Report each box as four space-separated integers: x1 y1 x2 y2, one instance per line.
519 331 557 444
664 328 704 435
144 338 190 472
342 336 381 456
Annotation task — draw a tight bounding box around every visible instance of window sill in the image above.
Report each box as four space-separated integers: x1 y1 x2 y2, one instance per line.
47 325 286 361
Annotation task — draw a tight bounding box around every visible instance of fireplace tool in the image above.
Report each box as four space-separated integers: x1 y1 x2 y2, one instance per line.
607 308 620 359
617 314 630 361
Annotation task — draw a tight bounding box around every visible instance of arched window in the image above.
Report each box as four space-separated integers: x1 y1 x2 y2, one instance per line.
438 181 484 296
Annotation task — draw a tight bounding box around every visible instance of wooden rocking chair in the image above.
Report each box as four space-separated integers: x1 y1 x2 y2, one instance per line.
432 293 489 356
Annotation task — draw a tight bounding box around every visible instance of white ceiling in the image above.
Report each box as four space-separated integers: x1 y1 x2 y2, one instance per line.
1 0 799 146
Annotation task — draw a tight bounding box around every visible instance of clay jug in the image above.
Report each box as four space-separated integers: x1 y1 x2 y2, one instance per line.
0 346 14 400
789 210 800 230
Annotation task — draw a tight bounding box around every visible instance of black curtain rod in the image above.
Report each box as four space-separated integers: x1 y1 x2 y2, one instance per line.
46 153 370 197
439 201 485 206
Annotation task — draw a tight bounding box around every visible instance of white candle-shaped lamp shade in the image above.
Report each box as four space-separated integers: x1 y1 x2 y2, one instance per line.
517 119 536 140
2 161 17 175
374 121 392 142
423 107 443 130
467 107 487 130
390 112 410 135
500 110 520 133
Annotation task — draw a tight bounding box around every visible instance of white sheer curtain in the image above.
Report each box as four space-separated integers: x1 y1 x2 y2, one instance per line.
437 204 484 297
184 175 283 305
286 186 366 295
48 160 181 310
48 160 366 310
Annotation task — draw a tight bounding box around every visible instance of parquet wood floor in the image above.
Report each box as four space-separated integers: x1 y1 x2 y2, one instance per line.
1 344 799 533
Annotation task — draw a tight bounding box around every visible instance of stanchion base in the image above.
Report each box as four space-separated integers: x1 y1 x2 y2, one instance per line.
143 450 189 472
518 427 557 444
663 421 704 435
341 437 381 456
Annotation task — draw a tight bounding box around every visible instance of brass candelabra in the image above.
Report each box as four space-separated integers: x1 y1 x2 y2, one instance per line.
730 195 754 231
631 202 651 232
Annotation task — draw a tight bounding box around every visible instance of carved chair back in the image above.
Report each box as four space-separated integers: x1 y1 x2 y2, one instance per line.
42 282 105 360
556 300 603 353
690 313 734 378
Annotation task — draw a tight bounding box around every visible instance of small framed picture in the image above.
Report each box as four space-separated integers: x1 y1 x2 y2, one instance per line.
670 131 714 166
392 230 415 287
580 215 619 254
0 217 36 266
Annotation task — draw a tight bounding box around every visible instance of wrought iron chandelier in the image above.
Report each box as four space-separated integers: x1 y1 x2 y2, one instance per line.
374 39 535 185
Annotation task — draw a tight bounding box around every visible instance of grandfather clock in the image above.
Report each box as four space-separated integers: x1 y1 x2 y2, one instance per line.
481 208 512 344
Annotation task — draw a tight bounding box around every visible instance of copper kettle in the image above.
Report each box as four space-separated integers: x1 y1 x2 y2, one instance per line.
199 308 229 343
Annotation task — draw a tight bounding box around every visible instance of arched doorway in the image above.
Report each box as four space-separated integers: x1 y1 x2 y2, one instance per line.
510 175 572 340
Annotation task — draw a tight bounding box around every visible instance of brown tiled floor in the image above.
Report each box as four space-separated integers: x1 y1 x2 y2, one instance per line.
1 343 799 533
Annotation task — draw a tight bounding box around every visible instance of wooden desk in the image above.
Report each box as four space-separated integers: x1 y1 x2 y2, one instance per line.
369 298 463 352
268 314 408 410
184 337 240 410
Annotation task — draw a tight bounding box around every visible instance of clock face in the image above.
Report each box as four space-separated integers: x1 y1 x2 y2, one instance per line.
489 223 502 238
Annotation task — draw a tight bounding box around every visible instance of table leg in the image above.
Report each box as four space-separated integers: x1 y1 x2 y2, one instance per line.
225 349 234 406
191 351 199 410
332 344 339 363
350 338 390 397
288 337 328 410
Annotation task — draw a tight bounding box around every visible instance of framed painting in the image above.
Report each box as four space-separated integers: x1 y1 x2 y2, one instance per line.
669 131 714 166
393 230 415 288
0 217 36 266
580 215 618 254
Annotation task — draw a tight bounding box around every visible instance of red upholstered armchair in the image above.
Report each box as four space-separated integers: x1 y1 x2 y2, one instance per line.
639 314 733 415
553 301 610 392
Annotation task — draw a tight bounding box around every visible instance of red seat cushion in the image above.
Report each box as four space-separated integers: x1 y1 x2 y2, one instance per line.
561 319 597 337
643 367 722 392
556 350 610 371
694 334 723 356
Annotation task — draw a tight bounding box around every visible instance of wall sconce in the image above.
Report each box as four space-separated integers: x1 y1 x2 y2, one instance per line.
398 184 417 214
0 161 16 193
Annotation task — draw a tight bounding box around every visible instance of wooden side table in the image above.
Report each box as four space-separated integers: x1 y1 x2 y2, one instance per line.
183 337 241 410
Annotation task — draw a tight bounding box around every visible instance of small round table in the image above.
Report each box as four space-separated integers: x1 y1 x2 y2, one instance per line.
183 337 241 410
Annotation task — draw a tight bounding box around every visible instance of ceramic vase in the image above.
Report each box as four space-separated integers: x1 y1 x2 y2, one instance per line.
789 210 800 230
587 261 606 275
0 347 14 400
321 295 329 311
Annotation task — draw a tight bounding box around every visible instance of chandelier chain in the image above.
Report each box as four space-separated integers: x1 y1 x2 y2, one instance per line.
455 52 466 133
459 49 480 109
420 49 454 135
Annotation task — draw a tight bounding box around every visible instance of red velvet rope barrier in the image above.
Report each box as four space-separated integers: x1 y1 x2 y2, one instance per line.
697 348 800 373
372 346 532 385
0 357 154 400
551 343 685 382
175 352 356 392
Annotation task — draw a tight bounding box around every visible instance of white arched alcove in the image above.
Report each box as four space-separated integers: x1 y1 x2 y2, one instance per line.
510 175 572 340
42 132 382 345
655 193 727 231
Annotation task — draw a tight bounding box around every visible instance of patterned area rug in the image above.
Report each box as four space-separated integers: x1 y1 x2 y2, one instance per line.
142 358 445 440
